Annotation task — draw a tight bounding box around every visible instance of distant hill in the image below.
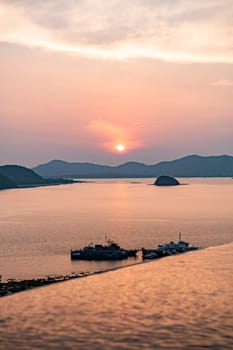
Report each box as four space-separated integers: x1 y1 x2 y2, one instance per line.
150 155 233 177
0 165 75 190
32 160 149 178
32 155 233 178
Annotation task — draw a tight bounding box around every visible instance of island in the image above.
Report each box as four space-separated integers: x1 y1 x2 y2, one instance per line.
154 175 180 186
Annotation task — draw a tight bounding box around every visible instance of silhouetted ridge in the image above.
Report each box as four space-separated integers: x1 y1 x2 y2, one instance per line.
33 155 233 178
118 162 146 168
151 155 233 177
0 165 76 190
0 165 45 185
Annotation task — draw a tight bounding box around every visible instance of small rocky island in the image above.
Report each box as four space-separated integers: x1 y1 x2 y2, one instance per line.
154 175 180 186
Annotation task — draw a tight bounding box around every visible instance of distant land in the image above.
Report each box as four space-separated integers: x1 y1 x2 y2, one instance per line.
1 155 232 190
0 165 76 190
33 155 233 178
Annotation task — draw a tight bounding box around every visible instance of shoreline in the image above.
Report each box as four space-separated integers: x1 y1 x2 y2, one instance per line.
0 272 92 297
0 179 87 191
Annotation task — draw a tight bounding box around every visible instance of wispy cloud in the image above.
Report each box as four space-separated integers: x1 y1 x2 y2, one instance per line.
87 120 141 151
0 0 233 63
211 79 233 86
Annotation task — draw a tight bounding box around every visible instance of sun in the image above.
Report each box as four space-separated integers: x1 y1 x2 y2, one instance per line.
116 144 125 152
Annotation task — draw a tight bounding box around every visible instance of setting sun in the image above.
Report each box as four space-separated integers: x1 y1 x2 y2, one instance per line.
116 144 125 152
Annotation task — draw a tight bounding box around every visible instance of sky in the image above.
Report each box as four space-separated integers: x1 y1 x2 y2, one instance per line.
0 0 233 167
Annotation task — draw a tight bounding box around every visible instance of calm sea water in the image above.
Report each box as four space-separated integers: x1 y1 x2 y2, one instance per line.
0 178 233 281
0 243 233 349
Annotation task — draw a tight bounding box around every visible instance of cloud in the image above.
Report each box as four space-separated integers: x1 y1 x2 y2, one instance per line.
87 120 127 147
0 0 233 63
88 120 125 140
211 79 233 86
87 120 141 151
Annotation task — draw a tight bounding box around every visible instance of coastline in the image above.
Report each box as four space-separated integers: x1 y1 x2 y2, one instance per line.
1 176 232 191
0 179 86 191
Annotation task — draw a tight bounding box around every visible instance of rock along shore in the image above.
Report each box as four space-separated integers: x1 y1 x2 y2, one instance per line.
0 272 92 297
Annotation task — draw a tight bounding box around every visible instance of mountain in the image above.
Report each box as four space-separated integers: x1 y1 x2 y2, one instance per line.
32 155 233 178
32 160 152 178
0 165 75 190
149 155 233 177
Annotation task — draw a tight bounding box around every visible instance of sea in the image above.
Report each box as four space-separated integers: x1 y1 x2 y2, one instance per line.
0 178 233 349
0 178 232 282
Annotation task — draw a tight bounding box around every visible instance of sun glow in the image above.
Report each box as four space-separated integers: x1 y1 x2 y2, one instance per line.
116 144 125 152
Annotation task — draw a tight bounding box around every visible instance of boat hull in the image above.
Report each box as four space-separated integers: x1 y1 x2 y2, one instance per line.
71 250 128 261
142 244 199 260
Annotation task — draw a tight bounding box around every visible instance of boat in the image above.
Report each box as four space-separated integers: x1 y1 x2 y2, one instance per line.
142 233 199 260
71 238 138 261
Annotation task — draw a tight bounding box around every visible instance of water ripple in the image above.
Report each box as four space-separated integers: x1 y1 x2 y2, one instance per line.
0 243 233 349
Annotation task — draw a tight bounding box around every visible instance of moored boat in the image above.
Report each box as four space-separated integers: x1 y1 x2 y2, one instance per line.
142 233 199 260
71 238 138 261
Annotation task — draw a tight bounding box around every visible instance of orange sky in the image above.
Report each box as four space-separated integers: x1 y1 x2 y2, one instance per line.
0 0 233 166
